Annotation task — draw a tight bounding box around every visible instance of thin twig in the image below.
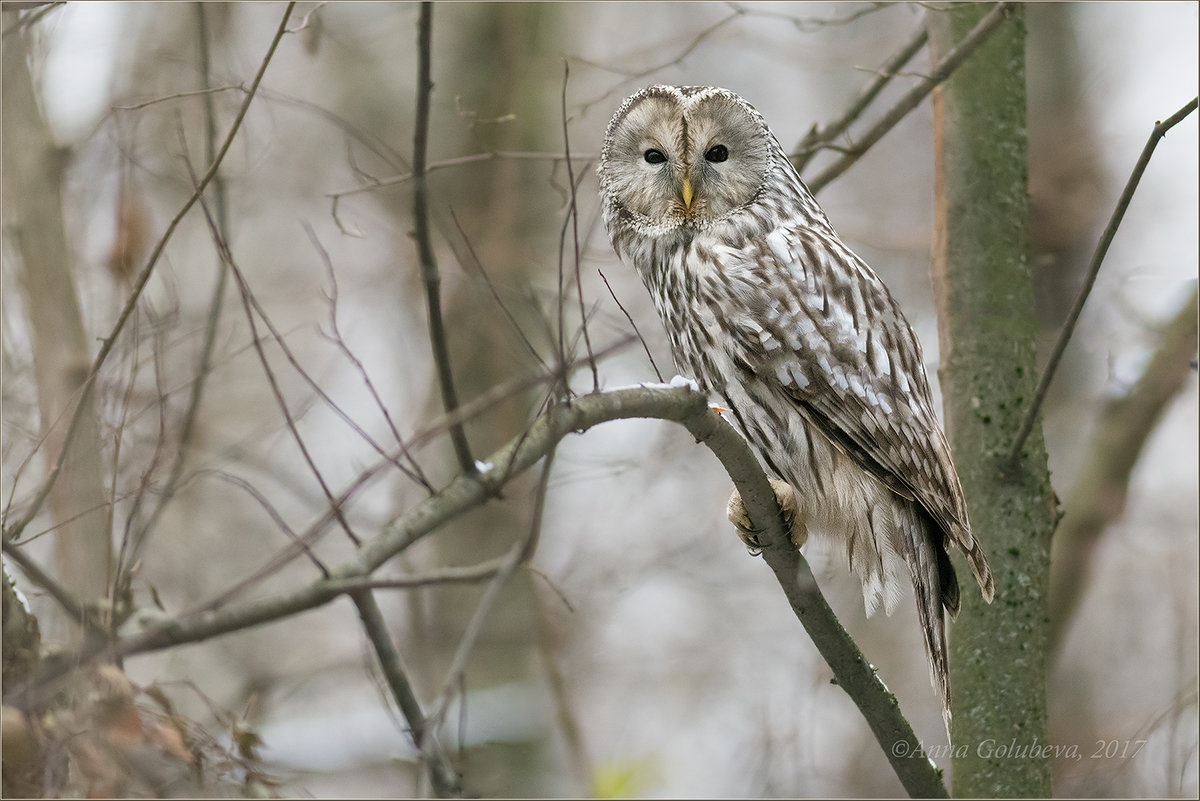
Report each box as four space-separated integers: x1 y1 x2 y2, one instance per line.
561 62 599 393
306 222 434 491
730 0 891 31
190 187 362 550
202 470 330 575
791 25 929 173
429 447 556 730
130 3 238 569
555 166 592 394
1007 96 1198 465
112 84 245 111
2 1 297 543
412 1 474 476
598 269 664 383
805 1 1014 194
326 150 595 201
575 9 743 114
114 310 173 601
446 209 547 370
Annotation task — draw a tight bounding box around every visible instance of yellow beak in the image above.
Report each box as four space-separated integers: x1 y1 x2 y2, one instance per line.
681 177 693 209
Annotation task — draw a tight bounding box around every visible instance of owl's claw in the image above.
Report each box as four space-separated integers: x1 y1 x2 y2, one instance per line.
726 478 807 554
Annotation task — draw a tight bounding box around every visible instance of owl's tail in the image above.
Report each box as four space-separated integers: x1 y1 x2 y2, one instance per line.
903 510 956 739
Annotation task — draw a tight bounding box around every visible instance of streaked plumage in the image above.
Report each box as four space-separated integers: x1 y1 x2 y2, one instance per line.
597 85 994 732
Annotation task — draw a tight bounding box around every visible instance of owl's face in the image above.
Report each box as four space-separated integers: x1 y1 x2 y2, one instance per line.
599 86 774 230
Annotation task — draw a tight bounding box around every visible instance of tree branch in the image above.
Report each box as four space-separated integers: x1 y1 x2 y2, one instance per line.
561 61 598 393
412 1 474 476
806 1 1015 194
351 589 462 797
1008 96 1198 465
22 385 946 796
791 24 928 173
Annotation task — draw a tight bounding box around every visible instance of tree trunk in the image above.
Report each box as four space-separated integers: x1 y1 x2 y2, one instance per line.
3 29 113 627
928 4 1055 796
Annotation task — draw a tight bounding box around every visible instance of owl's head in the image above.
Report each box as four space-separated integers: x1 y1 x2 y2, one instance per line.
598 85 777 232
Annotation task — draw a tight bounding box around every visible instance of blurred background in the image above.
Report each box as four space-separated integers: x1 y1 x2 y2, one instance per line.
2 2 1196 796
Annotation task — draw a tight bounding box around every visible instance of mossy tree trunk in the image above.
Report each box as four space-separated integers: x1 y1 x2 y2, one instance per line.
928 4 1055 796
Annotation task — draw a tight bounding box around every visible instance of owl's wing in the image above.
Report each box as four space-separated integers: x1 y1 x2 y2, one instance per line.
721 223 979 570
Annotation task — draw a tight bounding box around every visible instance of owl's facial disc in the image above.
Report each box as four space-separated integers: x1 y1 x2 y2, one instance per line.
602 88 772 229
680 93 772 222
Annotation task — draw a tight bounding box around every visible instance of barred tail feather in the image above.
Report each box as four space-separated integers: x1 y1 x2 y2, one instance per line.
902 511 954 738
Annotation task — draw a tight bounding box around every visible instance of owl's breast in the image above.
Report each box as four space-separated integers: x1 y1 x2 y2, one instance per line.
635 230 767 398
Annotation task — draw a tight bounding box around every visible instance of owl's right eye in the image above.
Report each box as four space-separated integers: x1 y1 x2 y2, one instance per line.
643 149 667 164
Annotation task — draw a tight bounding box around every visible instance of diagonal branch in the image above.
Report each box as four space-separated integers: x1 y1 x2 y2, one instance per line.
1008 96 1198 465
805 1 1015 194
351 589 462 797
791 24 928 173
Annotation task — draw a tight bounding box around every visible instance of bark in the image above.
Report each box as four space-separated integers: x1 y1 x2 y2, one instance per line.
929 3 1055 796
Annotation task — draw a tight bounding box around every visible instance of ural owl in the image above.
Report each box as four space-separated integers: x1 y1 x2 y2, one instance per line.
597 85 994 730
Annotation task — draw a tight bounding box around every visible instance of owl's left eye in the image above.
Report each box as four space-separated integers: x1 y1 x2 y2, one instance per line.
643 149 667 164
705 144 729 163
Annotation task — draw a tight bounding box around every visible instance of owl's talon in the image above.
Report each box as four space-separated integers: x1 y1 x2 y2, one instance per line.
726 478 807 552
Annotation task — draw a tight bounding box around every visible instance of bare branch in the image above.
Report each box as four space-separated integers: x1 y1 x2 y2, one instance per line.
326 150 594 202
188 184 364 549
171 340 634 618
562 61 599 393
805 1 1015 194
598 269 664 383
1008 96 1198 464
791 25 929 173
2 539 92 629
307 222 435 492
112 84 245 111
446 209 548 371
411 2 474 477
350 590 462 797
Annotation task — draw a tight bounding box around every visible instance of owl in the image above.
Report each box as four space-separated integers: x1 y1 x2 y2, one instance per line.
597 85 994 732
